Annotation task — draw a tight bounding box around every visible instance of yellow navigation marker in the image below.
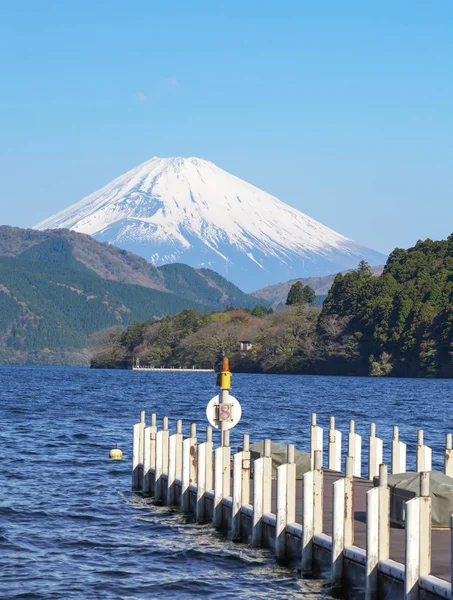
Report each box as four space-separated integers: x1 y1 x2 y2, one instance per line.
109 447 123 460
216 357 232 390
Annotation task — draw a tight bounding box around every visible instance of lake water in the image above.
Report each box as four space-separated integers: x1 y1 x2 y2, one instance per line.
1 367 452 599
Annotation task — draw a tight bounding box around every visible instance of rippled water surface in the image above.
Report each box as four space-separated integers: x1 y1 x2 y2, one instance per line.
1 367 452 599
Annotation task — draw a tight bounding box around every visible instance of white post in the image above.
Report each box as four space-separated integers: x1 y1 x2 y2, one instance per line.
241 434 251 506
166 433 177 505
332 478 345 586
232 450 243 540
222 429 231 499
310 413 323 469
276 462 288 562
149 413 157 494
344 456 354 548
162 417 169 482
301 469 314 574
189 423 198 488
445 434 453 477
213 446 224 527
392 426 407 474
132 422 140 490
313 450 323 535
379 464 390 561
252 457 264 547
205 426 213 492
263 439 272 516
155 429 163 500
287 445 296 526
405 497 421 600
139 409 145 465
368 423 383 481
143 425 151 494
181 437 191 512
328 416 342 472
175 420 183 483
348 420 362 478
419 472 431 578
196 441 207 522
416 430 432 473
365 487 379 600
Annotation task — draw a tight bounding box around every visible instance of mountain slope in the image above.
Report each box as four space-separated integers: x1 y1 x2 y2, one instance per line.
253 265 384 308
35 157 386 290
0 226 262 310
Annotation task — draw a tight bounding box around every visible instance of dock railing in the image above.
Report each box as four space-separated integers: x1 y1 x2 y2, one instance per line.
131 411 453 600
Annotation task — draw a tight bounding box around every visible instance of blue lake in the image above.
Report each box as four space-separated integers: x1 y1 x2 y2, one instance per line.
1 367 452 599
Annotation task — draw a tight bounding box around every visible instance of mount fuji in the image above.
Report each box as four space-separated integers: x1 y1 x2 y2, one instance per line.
35 157 386 291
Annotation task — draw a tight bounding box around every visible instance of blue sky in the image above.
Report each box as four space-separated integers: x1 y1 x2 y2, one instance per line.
0 1 452 255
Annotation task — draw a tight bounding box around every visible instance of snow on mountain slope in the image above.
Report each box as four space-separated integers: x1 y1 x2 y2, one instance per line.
35 157 386 291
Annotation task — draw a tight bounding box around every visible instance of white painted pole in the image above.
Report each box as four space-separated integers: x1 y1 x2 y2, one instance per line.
139 409 145 465
287 444 296 526
276 462 288 561
368 423 383 481
232 451 243 540
263 439 272 516
419 472 431 578
405 497 421 600
301 469 314 574
181 437 191 512
348 420 362 478
310 413 323 469
189 423 198 487
196 441 207 522
313 450 323 535
132 422 140 490
166 433 177 505
328 416 342 472
416 430 432 473
143 425 151 495
241 434 251 506
378 464 390 561
444 434 453 477
149 413 157 494
213 446 224 527
175 419 183 482
365 487 379 600
155 429 163 500
205 426 213 492
252 456 264 547
344 456 354 548
222 429 231 499
162 418 169 485
332 478 345 586
391 426 407 475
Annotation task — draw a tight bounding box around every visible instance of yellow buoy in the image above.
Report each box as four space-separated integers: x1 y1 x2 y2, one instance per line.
109 447 123 460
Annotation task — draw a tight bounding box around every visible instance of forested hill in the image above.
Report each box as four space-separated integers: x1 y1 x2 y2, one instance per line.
322 236 453 377
0 231 266 365
93 235 453 378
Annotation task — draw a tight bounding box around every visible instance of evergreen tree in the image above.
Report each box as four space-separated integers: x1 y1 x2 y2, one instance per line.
286 281 305 305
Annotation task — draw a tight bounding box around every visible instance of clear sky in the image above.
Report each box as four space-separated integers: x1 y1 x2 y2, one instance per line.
1 1 452 255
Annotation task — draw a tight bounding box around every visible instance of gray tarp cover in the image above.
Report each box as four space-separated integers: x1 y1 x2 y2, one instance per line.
386 471 453 528
250 441 311 479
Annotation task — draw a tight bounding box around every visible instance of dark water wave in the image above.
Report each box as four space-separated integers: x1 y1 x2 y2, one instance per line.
1 367 452 599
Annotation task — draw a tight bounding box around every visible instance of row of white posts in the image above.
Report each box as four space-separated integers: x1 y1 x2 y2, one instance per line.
132 411 453 600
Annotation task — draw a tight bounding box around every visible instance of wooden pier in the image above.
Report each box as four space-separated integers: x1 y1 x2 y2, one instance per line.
131 410 453 600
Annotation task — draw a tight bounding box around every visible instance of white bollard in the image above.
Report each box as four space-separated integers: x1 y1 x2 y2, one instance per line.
275 445 296 562
368 423 383 481
313 450 323 535
175 420 183 483
416 430 432 473
310 413 323 469
444 434 453 477
301 469 314 574
405 497 421 600
378 464 390 561
232 451 243 540
365 487 379 600
181 437 191 512
189 423 198 487
344 456 354 548
143 425 152 494
328 417 342 472
139 410 145 466
222 429 231 499
132 422 140 490
241 434 251 505
162 417 169 481
155 429 163 500
252 456 264 547
348 420 362 478
149 413 157 494
166 432 177 505
196 441 207 522
213 446 224 527
391 426 407 475
205 426 213 492
332 478 345 585
419 472 431 578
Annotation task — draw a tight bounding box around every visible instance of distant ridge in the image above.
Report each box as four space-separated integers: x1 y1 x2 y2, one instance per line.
35 157 386 290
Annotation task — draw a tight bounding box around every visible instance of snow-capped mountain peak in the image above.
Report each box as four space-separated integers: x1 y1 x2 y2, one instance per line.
35 156 386 290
